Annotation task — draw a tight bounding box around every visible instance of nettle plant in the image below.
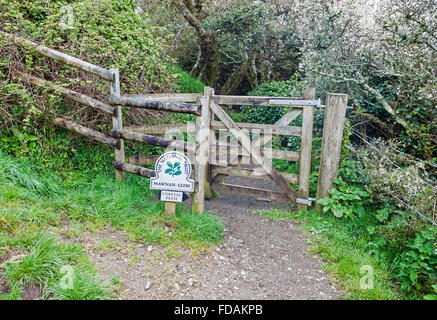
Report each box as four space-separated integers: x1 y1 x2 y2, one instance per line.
316 176 370 218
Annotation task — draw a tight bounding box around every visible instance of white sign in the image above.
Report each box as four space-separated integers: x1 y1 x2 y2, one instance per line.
150 152 195 192
159 191 184 203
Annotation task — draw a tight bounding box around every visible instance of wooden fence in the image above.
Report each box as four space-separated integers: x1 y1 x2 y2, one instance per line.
3 32 348 214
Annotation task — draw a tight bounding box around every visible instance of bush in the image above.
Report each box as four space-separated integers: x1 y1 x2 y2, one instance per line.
316 154 437 298
170 65 205 93
0 0 177 157
241 76 306 124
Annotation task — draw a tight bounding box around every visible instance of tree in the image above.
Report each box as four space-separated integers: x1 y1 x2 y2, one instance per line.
294 0 436 157
161 0 301 93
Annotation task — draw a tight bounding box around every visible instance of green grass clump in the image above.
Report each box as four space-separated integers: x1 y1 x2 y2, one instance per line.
0 151 224 299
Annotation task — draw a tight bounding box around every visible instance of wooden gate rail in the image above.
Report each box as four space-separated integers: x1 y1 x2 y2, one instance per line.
211 121 302 136
124 123 196 135
117 93 202 103
211 181 290 202
211 164 299 184
210 142 300 161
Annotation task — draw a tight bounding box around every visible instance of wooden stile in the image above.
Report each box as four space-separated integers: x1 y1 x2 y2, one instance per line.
4 31 350 214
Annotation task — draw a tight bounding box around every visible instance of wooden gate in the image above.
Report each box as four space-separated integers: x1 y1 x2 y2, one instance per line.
4 31 348 215
195 87 320 212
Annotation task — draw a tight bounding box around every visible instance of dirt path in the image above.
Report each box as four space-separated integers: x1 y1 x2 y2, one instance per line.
74 176 343 300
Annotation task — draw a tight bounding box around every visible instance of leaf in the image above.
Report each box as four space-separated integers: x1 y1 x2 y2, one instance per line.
166 161 173 168
332 204 344 218
174 170 182 176
165 168 173 174
423 294 437 300
316 197 331 206
409 271 418 284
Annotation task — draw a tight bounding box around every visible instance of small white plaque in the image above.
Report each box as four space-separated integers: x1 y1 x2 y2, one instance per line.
159 191 184 203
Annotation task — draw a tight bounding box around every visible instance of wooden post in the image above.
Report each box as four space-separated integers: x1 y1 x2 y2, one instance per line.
316 93 348 207
192 87 213 213
164 202 176 215
111 69 125 181
297 87 316 210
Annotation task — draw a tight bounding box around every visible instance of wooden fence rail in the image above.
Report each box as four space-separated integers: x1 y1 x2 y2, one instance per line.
108 95 202 115
111 129 196 154
52 117 119 148
1 31 115 81
113 161 155 178
12 71 115 115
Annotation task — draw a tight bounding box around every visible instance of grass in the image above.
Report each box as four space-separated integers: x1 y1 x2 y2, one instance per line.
0 151 224 299
257 208 406 300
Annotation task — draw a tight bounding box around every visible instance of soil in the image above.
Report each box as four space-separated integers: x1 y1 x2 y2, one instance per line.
71 176 343 300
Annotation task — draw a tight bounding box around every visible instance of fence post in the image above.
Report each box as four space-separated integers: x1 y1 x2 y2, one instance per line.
297 87 315 211
316 93 348 207
192 86 213 213
111 69 125 181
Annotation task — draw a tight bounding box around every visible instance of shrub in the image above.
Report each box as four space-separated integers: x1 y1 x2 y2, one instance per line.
170 65 205 93
241 76 306 124
0 0 177 152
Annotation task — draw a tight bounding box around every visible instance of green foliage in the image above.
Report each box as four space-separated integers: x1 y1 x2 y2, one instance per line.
170 65 204 93
315 158 437 297
241 76 306 124
316 176 370 218
393 227 437 294
0 0 177 157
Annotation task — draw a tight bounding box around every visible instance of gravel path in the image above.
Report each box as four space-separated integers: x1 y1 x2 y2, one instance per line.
74 176 343 300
